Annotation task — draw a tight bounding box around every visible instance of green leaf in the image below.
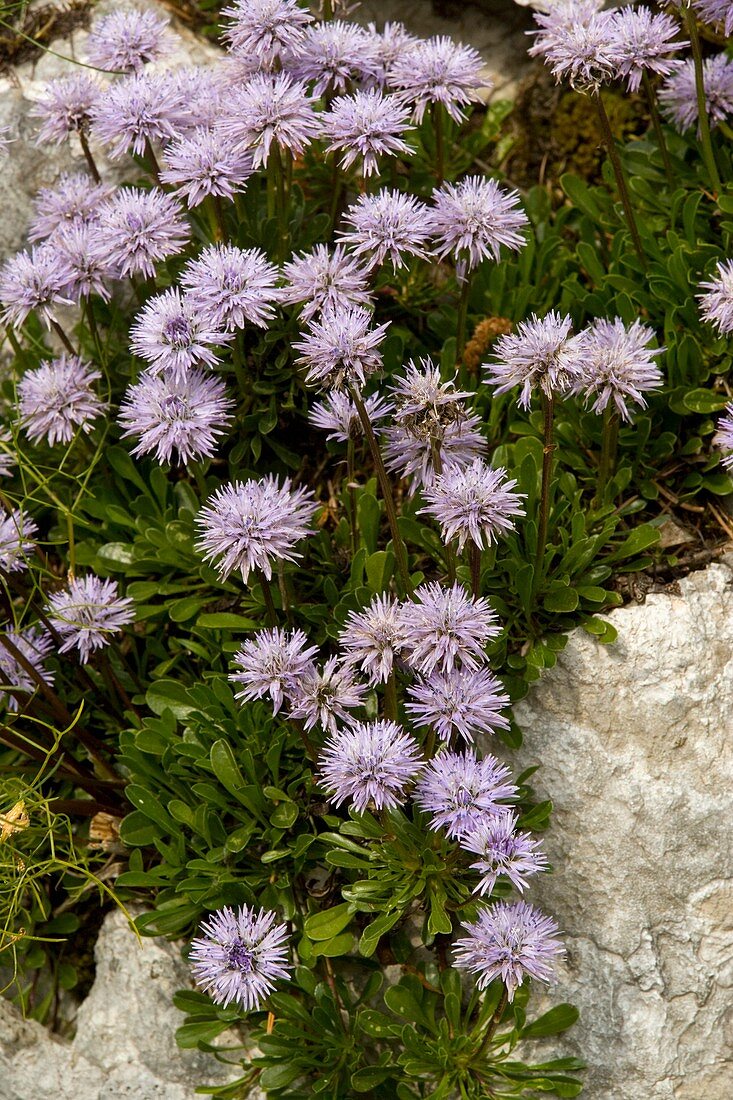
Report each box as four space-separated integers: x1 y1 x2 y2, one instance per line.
365 550 393 593
210 740 246 798
522 1004 580 1039
311 931 355 957
543 587 579 613
303 903 354 942
270 801 298 829
146 679 193 720
351 1067 393 1091
196 613 259 630
682 388 730 414
358 909 403 957
609 524 660 561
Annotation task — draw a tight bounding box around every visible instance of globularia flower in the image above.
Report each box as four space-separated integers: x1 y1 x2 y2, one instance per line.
429 177 528 275
0 245 71 328
453 900 563 1000
18 356 105 446
609 6 685 94
293 306 389 391
399 582 500 677
288 20 378 97
196 476 318 583
389 35 488 123
222 0 313 67
0 626 54 711
574 317 664 421
28 173 112 242
383 413 488 495
529 6 622 91
323 89 414 177
90 72 187 160
390 356 472 441
694 0 733 37
130 288 231 382
339 189 432 271
339 593 403 685
181 244 279 332
190 905 290 1012
405 666 510 744
319 719 423 813
698 259 733 336
660 53 733 134
485 311 586 409
714 404 733 471
460 813 548 896
279 245 371 324
413 749 517 838
118 369 234 466
366 21 419 89
46 575 135 663
420 458 525 550
218 72 320 168
308 391 393 442
55 222 114 303
0 509 38 573
93 187 190 278
85 7 175 73
166 66 226 135
229 627 318 714
31 73 103 144
160 129 254 208
287 656 368 734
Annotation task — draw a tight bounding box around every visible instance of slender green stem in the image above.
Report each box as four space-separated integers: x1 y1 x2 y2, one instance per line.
346 434 358 557
424 728 436 761
50 319 77 356
84 296 105 366
432 102 445 186
79 129 101 184
431 438 456 584
384 669 397 722
596 404 620 503
468 542 482 599
642 71 674 187
591 89 647 270
533 390 555 588
685 5 721 193
267 146 287 261
328 157 343 241
277 561 294 627
474 987 509 1062
456 277 471 368
257 570 279 627
144 138 162 184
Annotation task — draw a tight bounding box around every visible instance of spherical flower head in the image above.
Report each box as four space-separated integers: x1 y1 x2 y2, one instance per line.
319 719 423 813
485 311 586 410
190 904 290 1012
229 627 318 714
287 656 368 735
399 582 500 677
460 813 548 897
694 0 733 37
339 593 402 685
293 306 389 391
453 900 563 1001
160 129 254 208
31 73 103 144
529 7 623 92
573 317 664 422
217 72 320 169
390 356 473 441
714 404 733 472
0 244 72 329
280 244 371 324
660 53 733 134
420 458 525 551
118 369 234 467
195 476 318 583
18 355 106 446
339 188 432 271
0 509 38 573
309 391 393 443
0 626 54 711
130 288 231 382
93 187 190 279
698 259 733 336
90 71 188 160
28 173 113 243
288 20 379 97
609 7 685 94
182 244 279 332
405 666 510 745
46 575 135 664
86 7 175 73
366 21 419 89
55 222 114 303
222 0 313 67
413 749 517 838
323 89 414 178
428 176 528 274
166 67 226 135
389 35 489 123
383 413 488 495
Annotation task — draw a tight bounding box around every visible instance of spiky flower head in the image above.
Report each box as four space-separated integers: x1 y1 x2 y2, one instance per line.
190 905 290 1011
714 404 733 471
460 813 548 897
413 749 517 838
18 356 105 446
90 71 187 160
229 627 318 715
0 626 54 711
0 244 71 329
454 900 563 1000
529 6 622 91
181 244 279 332
339 593 403 685
609 6 685 94
309 390 392 443
31 73 103 144
319 719 423 813
288 20 379 97
196 476 318 583
0 510 38 573
389 35 488 123
28 173 112 243
55 222 114 303
485 311 586 409
406 666 510 745
93 187 190 279
287 656 368 734
86 7 175 73
218 72 320 169
46 575 135 664
698 258 733 336
280 245 371 324
573 317 664 422
160 128 254 208
399 582 500 677
339 188 432 271
165 66 226 135
293 306 389 391
222 0 313 67
429 177 528 275
660 53 733 134
118 369 234 467
420 459 525 551
383 414 488 495
366 21 419 89
130 288 231 383
693 0 733 37
389 356 472 441
323 89 414 177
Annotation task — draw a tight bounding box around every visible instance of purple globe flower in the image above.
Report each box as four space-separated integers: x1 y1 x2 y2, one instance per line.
0 509 38 573
18 355 105 446
85 7 175 73
229 627 318 715
0 244 72 329
389 356 472 441
660 53 733 134
699 259 733 336
389 35 488 123
530 6 623 91
0 626 54 711
420 458 525 551
288 20 379 97
190 905 290 1012
460 813 548 896
28 173 112 242
165 67 226 135
93 187 190 279
405 666 510 745
160 128 254 208
339 593 403 685
55 222 114 303
279 244 371 324
218 72 321 168
46 575 135 664
573 317 664 422
31 73 103 144
319 719 423 813
129 288 231 381
90 71 187 160
383 414 488 495
287 656 368 735
293 305 389 391
366 21 419 89
453 900 563 1001
196 476 318 583
413 749 517 838
222 0 313 67
339 189 432 271
714 404 733 471
399 582 500 677
609 6 685 94
308 390 393 443
485 311 586 410
323 89 414 177
694 0 733 37
428 177 528 274
182 244 279 332
118 369 234 467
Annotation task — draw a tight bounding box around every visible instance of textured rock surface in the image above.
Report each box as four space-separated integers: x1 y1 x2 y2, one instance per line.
0 909 242 1099
513 563 733 1100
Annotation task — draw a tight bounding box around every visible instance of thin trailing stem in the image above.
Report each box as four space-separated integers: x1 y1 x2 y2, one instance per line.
431 438 456 584
50 319 77 357
78 130 101 184
533 390 555 590
642 72 674 186
591 89 647 270
384 669 398 722
474 987 509 1062
684 5 721 194
468 541 482 599
256 569 279 627
456 276 472 368
432 102 445 186
596 404 620 503
144 138 162 184
346 434 358 557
